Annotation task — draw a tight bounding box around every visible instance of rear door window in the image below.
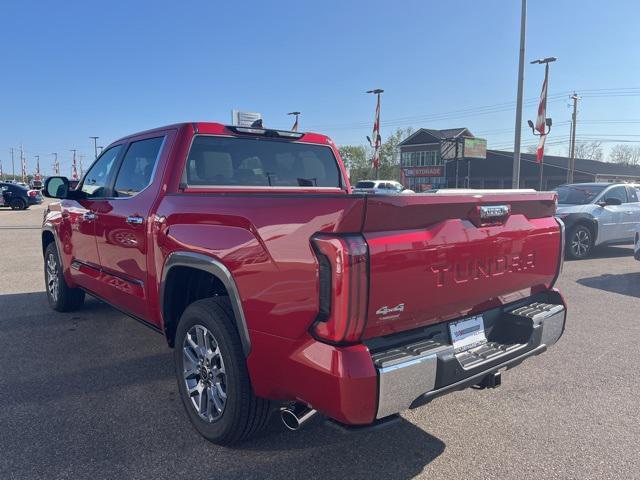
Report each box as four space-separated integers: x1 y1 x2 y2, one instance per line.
114 137 164 197
604 186 628 203
185 136 342 188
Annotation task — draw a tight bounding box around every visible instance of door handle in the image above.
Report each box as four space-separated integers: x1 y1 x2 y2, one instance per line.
126 215 144 225
83 212 97 221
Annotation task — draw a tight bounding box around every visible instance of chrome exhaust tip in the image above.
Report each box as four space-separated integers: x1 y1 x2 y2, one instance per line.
280 404 317 431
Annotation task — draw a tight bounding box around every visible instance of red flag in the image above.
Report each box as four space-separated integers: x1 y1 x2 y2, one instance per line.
534 63 549 163
371 94 381 170
536 134 546 163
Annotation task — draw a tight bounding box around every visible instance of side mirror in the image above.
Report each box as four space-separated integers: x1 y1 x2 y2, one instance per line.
43 176 70 199
597 197 622 207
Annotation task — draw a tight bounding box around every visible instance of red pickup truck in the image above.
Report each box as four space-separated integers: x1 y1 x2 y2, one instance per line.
42 122 566 444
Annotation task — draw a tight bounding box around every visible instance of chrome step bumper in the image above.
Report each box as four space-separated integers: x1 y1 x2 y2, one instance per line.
373 298 566 420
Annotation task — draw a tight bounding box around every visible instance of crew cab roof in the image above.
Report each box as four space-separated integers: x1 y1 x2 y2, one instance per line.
108 122 334 147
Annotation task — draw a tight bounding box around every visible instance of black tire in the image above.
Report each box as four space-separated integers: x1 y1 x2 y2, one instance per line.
10 198 27 210
566 224 594 260
174 297 271 445
44 242 85 311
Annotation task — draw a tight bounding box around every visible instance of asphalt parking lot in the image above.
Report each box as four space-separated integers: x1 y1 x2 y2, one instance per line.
1 201 639 480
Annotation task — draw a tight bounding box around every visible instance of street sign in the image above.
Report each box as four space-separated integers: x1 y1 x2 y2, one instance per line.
403 166 444 177
231 110 262 127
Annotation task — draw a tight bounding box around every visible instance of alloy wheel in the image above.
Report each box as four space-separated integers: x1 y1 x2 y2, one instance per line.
571 229 591 258
46 253 59 302
182 324 227 422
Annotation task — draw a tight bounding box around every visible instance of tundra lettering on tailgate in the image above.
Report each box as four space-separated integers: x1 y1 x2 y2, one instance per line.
430 252 536 288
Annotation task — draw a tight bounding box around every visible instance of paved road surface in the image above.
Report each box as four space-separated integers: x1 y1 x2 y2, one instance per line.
1 202 638 479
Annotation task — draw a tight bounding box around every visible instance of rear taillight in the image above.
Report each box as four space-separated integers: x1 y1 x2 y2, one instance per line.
28 190 37 197
310 234 369 344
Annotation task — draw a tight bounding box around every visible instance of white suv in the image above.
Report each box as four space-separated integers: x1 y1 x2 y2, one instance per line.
555 183 640 259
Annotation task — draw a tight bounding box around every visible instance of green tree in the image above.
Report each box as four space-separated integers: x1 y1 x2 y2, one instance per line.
339 127 415 184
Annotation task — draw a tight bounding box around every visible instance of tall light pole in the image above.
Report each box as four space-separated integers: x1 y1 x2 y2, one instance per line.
10 148 15 181
568 93 580 183
70 149 78 180
90 136 99 159
51 153 59 175
512 0 527 188
287 112 301 132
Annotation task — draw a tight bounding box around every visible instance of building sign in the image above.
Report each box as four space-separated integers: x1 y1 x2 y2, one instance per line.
403 166 444 177
231 110 262 127
463 138 487 159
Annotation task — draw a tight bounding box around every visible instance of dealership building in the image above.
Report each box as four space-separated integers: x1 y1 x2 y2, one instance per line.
398 127 640 190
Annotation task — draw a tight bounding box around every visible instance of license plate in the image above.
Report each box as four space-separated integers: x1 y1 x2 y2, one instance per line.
449 315 487 353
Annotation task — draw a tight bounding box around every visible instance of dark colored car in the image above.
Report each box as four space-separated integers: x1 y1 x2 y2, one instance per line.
0 181 43 210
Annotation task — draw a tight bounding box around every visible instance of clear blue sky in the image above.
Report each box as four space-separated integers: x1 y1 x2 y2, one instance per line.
1 0 639 176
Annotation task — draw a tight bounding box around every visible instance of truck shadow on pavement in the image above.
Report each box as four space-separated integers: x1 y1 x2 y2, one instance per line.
577 272 640 299
0 291 446 480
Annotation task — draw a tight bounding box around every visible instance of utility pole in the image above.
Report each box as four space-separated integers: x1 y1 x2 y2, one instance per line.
90 136 99 159
10 148 15 181
568 93 579 184
78 154 85 177
512 0 527 188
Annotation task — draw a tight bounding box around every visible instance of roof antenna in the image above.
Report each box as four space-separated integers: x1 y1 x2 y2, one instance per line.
251 118 263 128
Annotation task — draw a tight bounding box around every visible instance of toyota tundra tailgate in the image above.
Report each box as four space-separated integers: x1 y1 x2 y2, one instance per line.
360 191 562 339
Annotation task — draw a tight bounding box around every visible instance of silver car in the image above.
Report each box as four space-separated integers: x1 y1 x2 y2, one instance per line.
555 183 640 259
352 180 414 194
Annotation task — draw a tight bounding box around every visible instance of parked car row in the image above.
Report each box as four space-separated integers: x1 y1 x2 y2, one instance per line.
0 181 43 210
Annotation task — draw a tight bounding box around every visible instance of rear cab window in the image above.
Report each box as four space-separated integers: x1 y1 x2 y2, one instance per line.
114 137 164 197
184 136 343 189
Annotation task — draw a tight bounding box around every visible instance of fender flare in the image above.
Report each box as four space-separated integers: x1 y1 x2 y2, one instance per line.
159 251 251 356
42 223 62 256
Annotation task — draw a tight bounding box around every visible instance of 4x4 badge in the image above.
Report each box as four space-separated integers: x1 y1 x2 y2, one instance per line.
376 303 405 317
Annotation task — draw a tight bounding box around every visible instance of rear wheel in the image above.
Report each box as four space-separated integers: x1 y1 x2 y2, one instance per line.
10 198 26 210
566 224 593 260
44 242 85 311
174 297 271 445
